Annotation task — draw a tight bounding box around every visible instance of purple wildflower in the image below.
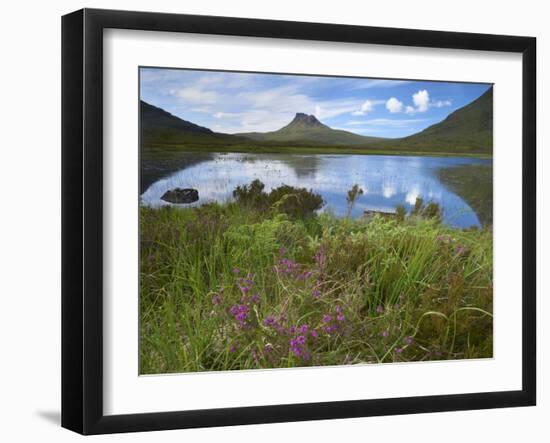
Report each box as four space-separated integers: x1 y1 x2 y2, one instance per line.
299 324 309 334
250 293 260 304
404 336 414 345
229 304 249 327
395 347 403 354
381 330 390 338
229 344 237 353
322 314 333 324
232 268 240 274
376 305 384 314
264 344 273 353
314 247 327 268
312 288 321 299
263 315 276 327
289 335 307 357
310 329 318 339
337 314 345 322
278 257 300 276
279 247 287 256
212 294 222 305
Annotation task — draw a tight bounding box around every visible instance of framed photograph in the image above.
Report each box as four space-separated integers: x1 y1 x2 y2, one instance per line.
62 8 536 435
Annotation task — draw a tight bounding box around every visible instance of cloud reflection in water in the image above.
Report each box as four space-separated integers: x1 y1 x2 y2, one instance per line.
141 153 491 228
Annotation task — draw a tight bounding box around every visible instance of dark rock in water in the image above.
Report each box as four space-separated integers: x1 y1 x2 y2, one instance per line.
161 188 199 204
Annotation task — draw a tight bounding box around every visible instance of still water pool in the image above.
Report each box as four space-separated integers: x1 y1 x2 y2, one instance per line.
141 153 492 229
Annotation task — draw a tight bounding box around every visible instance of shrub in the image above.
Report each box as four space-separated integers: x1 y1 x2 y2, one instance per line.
395 205 406 222
346 184 364 217
232 179 269 211
233 179 324 219
399 197 442 222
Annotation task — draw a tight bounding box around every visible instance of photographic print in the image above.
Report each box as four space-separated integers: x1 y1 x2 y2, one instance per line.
139 67 493 375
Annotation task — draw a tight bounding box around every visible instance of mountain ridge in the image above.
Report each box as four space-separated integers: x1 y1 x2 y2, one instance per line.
236 112 382 146
140 86 493 154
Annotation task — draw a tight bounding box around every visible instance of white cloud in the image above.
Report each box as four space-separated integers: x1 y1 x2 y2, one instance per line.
213 112 243 119
190 107 213 113
352 79 411 89
344 120 370 126
345 118 430 127
386 97 403 113
212 110 295 133
432 99 452 108
333 126 399 135
195 72 258 89
314 105 323 118
238 84 310 110
170 87 219 104
412 89 430 112
314 101 361 119
405 90 452 114
382 183 397 198
338 117 432 136
351 99 385 116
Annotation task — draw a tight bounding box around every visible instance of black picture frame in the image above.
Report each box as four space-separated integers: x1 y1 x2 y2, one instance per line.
62 8 536 435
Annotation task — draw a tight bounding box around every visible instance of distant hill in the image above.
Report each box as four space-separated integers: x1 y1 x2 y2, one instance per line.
237 113 382 146
380 87 493 154
140 101 244 146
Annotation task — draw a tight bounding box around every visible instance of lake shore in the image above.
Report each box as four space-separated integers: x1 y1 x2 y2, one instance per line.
144 143 493 159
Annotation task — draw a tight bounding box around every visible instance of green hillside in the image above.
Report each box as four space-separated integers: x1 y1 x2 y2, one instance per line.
237 112 382 145
141 101 246 146
378 87 493 154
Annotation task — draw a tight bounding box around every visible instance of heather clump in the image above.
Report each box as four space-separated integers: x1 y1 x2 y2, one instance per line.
140 182 492 374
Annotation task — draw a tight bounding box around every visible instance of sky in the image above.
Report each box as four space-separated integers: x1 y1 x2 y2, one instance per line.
140 67 492 138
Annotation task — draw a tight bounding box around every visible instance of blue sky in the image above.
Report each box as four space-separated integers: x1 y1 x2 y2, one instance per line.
140 67 491 138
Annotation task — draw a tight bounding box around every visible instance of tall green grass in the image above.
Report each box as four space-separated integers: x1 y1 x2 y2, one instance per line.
140 200 492 374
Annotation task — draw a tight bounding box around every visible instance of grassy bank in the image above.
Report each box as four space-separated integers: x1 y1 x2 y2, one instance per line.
144 143 493 159
140 193 493 374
